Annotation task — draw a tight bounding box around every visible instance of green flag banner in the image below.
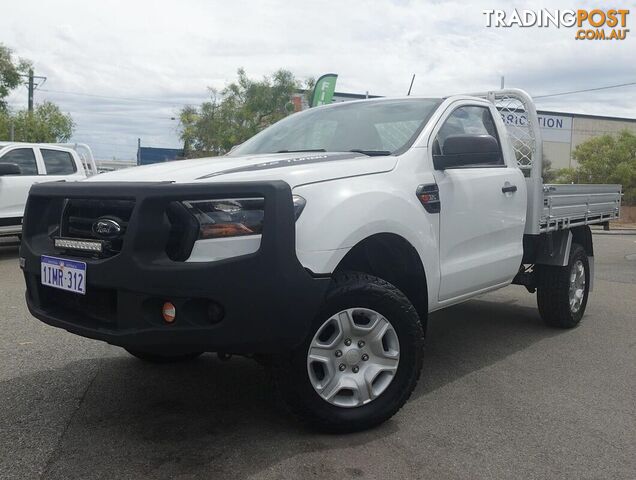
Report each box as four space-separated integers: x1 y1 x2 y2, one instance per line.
311 73 338 107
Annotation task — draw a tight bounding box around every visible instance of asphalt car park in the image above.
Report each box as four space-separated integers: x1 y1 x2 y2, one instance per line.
0 234 634 480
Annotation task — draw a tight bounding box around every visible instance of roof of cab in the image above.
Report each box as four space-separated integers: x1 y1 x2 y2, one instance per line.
0 142 75 151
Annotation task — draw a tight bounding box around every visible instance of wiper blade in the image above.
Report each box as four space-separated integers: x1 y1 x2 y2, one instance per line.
275 149 326 153
348 149 392 156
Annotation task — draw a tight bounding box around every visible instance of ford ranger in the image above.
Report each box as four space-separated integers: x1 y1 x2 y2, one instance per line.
19 89 621 432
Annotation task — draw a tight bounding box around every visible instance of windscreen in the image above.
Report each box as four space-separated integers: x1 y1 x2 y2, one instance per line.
229 98 442 157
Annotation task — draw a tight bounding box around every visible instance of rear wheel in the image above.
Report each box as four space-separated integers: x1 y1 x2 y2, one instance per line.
275 272 424 432
125 349 203 363
537 243 590 328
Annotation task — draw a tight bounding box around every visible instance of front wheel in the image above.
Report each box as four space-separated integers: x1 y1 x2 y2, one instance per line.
537 243 590 328
275 272 424 433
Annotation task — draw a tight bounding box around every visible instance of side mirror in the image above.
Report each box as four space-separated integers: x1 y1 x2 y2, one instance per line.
433 134 501 170
0 163 21 176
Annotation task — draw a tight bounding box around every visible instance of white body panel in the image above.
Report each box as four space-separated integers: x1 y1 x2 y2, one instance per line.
188 235 262 262
0 174 42 220
292 152 442 309
433 167 526 299
90 152 397 187
0 143 88 235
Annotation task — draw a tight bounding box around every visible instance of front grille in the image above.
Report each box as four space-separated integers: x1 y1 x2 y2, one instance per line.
60 199 135 257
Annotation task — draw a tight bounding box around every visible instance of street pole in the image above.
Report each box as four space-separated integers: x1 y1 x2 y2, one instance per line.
28 69 34 112
10 121 14 141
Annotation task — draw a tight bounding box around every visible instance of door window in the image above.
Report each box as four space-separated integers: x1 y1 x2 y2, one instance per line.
41 149 77 175
434 106 503 166
0 148 38 175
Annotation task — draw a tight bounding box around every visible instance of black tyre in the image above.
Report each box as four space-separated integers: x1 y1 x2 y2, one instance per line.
275 272 425 433
537 243 590 328
125 349 203 363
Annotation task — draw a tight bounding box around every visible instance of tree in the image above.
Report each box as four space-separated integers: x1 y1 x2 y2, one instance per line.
0 101 74 143
303 76 316 106
0 45 74 143
180 68 307 157
556 130 636 204
0 44 31 112
542 155 557 183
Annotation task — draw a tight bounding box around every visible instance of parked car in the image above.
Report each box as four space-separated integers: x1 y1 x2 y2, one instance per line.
0 142 98 238
19 90 621 432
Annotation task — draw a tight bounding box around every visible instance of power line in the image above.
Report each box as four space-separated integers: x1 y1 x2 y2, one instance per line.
39 88 197 106
71 139 136 147
71 110 177 120
534 81 636 99
38 80 636 107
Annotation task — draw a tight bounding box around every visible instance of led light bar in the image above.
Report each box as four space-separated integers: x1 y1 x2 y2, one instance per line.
54 237 103 253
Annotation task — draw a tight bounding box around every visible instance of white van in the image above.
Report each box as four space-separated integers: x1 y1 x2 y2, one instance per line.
0 142 97 238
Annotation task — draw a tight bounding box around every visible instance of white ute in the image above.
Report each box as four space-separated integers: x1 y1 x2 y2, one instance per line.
0 142 97 237
21 90 621 432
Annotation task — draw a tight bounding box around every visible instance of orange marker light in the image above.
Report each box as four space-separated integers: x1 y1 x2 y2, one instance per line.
162 302 176 323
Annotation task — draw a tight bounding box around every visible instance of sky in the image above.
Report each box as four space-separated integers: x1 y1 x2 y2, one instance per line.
3 0 636 161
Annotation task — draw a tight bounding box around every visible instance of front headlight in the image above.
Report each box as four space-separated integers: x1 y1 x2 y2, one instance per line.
182 195 306 240
183 198 265 239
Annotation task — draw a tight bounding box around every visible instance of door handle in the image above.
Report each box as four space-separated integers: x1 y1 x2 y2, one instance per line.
502 185 517 194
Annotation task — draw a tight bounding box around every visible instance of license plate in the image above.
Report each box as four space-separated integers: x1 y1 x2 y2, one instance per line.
41 255 86 295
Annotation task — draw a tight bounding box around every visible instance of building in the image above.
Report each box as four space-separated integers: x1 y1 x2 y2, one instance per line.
294 90 636 170
137 146 184 166
527 111 636 170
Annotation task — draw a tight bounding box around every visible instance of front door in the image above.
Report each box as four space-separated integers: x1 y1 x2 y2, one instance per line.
38 147 82 181
432 104 526 301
